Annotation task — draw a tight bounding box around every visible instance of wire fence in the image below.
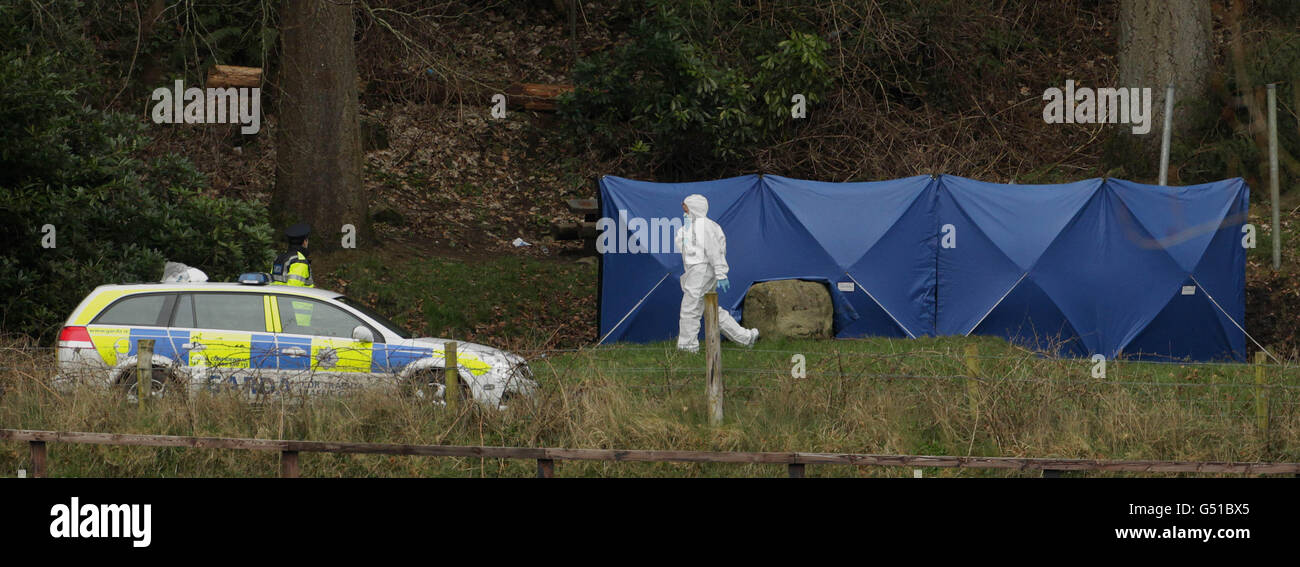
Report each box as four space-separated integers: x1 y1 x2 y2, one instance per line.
9 342 1299 378
6 339 1300 469
7 341 1300 418
520 343 1300 439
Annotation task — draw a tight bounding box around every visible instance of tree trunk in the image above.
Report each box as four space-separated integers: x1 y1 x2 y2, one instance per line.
1116 0 1213 177
273 0 368 253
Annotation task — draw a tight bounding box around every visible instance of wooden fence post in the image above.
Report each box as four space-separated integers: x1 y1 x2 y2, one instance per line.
704 292 723 426
1255 351 1269 435
788 463 806 478
280 451 299 478
30 441 46 478
537 459 555 478
445 341 459 413
136 339 154 406
964 344 980 422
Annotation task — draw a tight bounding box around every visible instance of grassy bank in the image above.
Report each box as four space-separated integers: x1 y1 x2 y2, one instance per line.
2 336 1298 477
314 247 599 350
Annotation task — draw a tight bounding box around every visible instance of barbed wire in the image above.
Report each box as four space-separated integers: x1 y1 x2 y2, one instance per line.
540 383 1300 418
541 365 1300 386
13 381 1299 424
11 343 1299 368
10 365 1300 390
9 338 1300 406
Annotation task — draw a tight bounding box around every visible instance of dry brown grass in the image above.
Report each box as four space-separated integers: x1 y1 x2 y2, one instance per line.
2 335 1297 477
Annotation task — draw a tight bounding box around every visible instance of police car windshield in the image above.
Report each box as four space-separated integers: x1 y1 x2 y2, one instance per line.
336 296 414 339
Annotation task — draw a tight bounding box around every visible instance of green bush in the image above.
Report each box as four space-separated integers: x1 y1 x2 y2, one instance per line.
0 4 273 342
559 1 831 179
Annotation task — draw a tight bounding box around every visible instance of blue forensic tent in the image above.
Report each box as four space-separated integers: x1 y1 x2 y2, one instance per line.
597 174 1249 361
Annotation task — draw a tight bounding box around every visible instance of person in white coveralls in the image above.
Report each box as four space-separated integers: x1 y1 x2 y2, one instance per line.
675 194 759 352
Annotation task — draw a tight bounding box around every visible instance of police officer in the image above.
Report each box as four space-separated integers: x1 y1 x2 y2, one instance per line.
272 223 314 288
272 223 314 329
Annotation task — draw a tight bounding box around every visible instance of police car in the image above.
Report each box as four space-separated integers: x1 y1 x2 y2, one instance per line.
55 278 537 407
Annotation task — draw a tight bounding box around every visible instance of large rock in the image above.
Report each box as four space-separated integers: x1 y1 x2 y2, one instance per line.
743 280 833 340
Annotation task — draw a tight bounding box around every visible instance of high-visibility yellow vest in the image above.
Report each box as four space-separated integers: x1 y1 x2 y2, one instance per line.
289 299 313 327
272 250 313 288
272 250 314 326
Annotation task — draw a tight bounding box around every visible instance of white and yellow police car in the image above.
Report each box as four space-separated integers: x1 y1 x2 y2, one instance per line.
55 277 537 407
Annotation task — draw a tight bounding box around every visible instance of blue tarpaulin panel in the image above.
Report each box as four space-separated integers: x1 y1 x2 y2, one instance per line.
598 174 1248 361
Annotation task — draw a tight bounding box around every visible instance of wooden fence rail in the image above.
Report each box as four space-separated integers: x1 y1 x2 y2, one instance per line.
5 429 1299 478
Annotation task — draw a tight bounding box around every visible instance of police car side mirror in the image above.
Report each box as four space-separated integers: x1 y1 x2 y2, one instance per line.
352 326 374 343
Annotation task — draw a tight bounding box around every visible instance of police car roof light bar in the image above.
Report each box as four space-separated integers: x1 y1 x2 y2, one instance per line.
238 272 271 285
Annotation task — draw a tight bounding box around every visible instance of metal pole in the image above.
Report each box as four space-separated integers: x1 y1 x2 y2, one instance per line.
1268 83 1281 270
1159 84 1174 186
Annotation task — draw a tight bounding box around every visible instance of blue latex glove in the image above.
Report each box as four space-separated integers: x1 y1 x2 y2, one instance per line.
717 278 730 293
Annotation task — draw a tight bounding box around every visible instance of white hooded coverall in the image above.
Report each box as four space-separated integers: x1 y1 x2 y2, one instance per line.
676 194 758 352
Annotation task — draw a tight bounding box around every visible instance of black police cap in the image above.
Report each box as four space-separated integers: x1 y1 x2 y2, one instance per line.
284 223 311 241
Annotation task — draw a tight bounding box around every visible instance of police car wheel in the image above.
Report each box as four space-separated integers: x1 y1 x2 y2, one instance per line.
406 368 471 404
117 366 183 402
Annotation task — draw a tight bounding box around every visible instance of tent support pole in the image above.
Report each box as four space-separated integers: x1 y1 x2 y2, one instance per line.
1268 83 1281 270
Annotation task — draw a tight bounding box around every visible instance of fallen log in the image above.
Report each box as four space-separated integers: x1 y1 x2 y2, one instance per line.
206 65 262 89
506 83 574 111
